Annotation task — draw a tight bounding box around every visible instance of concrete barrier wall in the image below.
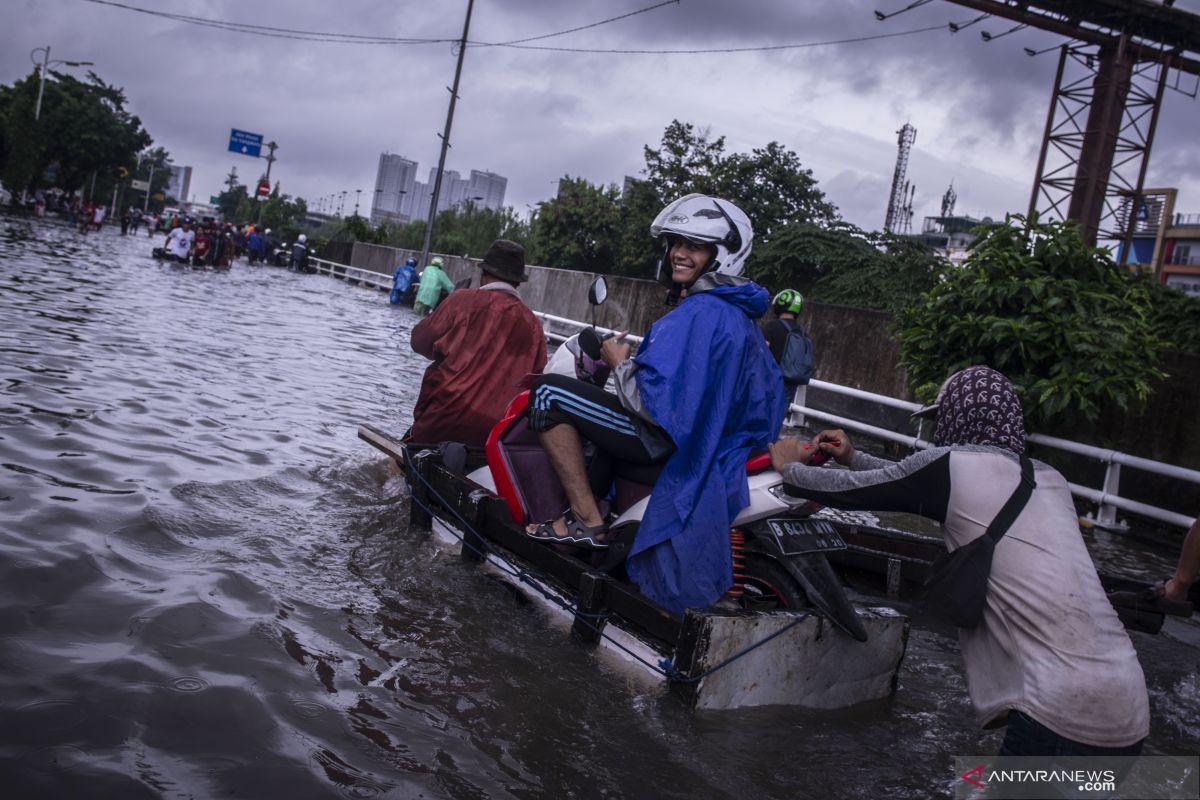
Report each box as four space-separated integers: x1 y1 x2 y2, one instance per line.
349 241 672 334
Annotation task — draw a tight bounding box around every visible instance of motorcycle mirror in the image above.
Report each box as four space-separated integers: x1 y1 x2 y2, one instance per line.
587 276 608 306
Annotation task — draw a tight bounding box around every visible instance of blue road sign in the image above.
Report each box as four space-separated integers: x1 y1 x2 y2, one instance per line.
228 129 263 158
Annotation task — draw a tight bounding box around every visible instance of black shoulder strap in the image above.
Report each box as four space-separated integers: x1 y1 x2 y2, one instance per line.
986 454 1036 545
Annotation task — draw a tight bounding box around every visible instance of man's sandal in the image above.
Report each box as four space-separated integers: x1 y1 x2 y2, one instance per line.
526 510 609 550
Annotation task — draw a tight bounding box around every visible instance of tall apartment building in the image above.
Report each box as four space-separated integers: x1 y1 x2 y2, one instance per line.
165 164 192 204
468 170 507 210
369 152 508 224
370 153 418 225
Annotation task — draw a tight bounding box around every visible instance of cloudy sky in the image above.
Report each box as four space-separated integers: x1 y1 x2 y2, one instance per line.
5 0 1199 233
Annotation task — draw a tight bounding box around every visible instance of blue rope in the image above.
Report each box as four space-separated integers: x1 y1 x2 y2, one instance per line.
657 611 812 683
396 444 817 683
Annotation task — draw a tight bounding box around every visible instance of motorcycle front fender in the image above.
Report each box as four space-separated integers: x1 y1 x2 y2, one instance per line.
748 536 869 643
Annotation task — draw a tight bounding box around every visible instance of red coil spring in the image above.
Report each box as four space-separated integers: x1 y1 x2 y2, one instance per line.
727 529 747 598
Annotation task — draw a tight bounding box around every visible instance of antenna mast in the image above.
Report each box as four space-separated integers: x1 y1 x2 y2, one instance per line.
884 123 917 234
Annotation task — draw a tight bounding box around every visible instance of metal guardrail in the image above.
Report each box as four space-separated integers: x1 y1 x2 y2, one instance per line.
534 315 1198 532
310 257 1197 531
311 257 391 290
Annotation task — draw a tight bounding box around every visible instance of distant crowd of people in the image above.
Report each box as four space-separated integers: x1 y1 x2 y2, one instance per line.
152 215 309 272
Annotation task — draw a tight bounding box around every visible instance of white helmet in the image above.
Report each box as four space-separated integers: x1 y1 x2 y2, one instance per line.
297 234 307 243
650 193 753 289
264 228 272 235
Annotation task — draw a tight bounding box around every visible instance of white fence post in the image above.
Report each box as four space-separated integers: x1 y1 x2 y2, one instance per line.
788 384 808 428
1097 460 1125 530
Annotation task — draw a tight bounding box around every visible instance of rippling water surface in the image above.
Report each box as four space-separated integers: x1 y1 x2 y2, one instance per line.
1 217 1196 799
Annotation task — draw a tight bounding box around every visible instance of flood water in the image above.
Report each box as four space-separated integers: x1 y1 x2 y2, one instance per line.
1 216 1197 799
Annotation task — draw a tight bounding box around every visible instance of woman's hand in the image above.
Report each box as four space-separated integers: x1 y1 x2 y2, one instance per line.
600 331 631 369
812 429 855 466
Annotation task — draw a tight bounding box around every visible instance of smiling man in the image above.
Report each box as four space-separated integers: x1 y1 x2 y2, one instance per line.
524 194 786 614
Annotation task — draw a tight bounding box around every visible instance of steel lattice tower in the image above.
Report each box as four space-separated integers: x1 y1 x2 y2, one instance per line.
884 123 917 234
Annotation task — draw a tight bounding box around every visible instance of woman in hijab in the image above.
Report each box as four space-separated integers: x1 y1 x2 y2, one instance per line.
769 366 1148 760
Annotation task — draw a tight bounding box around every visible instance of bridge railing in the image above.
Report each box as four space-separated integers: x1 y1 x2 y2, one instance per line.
532 313 1200 531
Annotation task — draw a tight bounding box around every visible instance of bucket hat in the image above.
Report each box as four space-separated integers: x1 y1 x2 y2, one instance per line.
480 239 528 283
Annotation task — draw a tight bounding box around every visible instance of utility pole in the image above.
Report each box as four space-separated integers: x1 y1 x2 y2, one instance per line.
255 141 278 225
419 0 475 269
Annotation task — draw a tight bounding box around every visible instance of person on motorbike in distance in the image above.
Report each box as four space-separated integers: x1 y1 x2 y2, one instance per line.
525 194 787 615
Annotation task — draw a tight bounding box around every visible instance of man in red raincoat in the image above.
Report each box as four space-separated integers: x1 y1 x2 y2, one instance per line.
407 240 547 448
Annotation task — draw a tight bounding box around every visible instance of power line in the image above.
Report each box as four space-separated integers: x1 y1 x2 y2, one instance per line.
80 0 452 44
483 0 679 47
80 0 678 48
480 24 949 54
79 0 946 55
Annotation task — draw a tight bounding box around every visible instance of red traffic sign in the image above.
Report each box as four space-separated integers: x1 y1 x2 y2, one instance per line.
257 180 271 198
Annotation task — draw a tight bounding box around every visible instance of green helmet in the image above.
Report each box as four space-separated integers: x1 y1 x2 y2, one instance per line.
772 289 803 315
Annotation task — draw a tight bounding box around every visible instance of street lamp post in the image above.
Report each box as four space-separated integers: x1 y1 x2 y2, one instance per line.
136 152 157 214
354 188 362 217
30 46 93 121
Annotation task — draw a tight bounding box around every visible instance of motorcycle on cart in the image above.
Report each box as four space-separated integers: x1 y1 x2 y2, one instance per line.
470 277 868 641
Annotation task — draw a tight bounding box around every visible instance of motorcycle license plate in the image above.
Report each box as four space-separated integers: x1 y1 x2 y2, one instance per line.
765 518 846 555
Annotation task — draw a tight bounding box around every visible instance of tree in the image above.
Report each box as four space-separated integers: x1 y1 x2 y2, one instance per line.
215 167 247 220
430 202 528 258
747 220 879 296
642 121 727 201
131 146 173 213
1 69 151 202
641 122 837 236
895 215 1167 427
1133 272 1200 355
810 232 947 313
527 176 621 272
613 176 663 278
250 188 308 240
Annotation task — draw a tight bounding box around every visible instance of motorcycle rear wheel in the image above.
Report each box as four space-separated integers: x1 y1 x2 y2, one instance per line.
738 553 809 611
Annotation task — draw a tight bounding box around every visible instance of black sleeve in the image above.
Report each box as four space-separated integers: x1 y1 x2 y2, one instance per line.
780 448 953 523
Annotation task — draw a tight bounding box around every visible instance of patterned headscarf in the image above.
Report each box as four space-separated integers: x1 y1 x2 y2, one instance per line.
932 366 1026 454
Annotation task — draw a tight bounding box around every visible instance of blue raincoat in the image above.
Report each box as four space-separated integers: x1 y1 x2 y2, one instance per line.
625 282 787 614
390 263 417 305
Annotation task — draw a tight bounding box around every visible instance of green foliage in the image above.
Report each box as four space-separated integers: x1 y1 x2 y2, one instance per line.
0 76 40 199
613 176 661 277
895 215 1167 427
642 120 727 200
527 176 621 272
430 202 529 258
1 69 151 201
641 121 837 238
217 185 249 220
748 220 880 295
811 231 947 313
133 146 173 212
321 202 528 257
252 191 307 240
1131 272 1200 354
541 120 842 280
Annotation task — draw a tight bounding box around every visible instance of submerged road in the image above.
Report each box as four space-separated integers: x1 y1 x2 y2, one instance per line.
0 215 1197 799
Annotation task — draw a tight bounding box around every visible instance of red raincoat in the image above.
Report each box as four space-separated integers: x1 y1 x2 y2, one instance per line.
409 287 547 448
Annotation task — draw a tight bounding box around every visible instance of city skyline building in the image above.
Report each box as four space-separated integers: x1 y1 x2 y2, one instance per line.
368 151 507 224
370 152 417 225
